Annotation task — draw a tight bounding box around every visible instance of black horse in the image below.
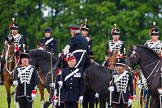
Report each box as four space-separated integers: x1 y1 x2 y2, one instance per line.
29 49 58 103
126 45 161 108
44 55 113 108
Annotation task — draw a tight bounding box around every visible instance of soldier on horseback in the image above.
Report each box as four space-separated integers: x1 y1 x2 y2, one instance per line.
39 27 57 55
13 51 38 108
0 18 25 85
68 25 89 69
80 19 98 108
143 22 162 108
104 24 126 67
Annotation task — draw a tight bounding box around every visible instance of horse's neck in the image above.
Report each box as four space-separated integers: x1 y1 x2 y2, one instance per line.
140 56 161 81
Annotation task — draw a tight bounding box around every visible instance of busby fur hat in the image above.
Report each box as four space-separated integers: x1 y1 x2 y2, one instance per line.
80 19 89 31
20 50 30 59
150 22 160 36
111 24 120 35
116 58 125 66
11 23 19 30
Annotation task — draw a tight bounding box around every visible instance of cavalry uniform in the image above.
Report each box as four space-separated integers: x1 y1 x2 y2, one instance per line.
143 22 162 108
39 37 57 54
112 71 133 105
54 54 84 108
13 52 38 108
109 58 134 108
69 25 89 69
106 40 125 56
144 40 162 56
61 67 84 103
39 27 57 55
14 65 38 108
104 24 126 68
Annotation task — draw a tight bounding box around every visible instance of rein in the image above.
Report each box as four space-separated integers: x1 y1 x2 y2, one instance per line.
5 44 19 75
142 59 161 81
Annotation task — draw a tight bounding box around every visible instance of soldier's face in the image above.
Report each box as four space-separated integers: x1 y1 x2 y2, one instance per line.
70 30 75 37
151 35 159 42
21 58 29 66
81 30 88 37
116 65 125 74
45 32 51 38
11 29 18 35
67 59 76 68
112 35 120 41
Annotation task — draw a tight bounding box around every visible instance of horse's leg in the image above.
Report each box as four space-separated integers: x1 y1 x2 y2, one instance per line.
38 82 45 108
150 97 160 108
4 74 11 108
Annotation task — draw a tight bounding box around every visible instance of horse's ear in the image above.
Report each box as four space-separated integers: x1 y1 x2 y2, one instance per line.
128 44 133 50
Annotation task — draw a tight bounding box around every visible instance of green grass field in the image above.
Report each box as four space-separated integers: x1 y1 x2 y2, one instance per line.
0 85 139 108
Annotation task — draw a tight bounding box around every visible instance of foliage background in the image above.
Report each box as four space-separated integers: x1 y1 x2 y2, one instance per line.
0 0 162 63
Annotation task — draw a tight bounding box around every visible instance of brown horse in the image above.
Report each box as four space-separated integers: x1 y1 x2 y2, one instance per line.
3 36 58 108
3 36 18 108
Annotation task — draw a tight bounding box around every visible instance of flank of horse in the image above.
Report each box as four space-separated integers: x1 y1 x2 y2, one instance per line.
126 45 161 108
3 36 57 108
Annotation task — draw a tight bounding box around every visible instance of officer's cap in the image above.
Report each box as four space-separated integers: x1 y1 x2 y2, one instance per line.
69 25 80 31
20 51 30 59
64 53 76 61
11 23 19 30
44 27 52 33
116 58 125 66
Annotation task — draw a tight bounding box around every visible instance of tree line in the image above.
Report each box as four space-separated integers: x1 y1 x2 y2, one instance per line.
0 0 162 63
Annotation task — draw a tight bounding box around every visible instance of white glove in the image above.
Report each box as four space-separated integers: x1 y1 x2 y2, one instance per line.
63 45 70 55
128 99 132 106
31 90 37 100
58 81 63 87
137 81 143 89
95 93 99 98
79 96 83 103
49 83 55 88
13 80 18 86
108 86 114 92
52 96 58 105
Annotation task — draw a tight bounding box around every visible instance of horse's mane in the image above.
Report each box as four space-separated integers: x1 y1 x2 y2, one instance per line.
137 45 160 59
29 49 58 62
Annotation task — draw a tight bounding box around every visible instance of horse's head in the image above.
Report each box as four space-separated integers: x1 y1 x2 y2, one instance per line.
126 45 140 69
4 36 15 60
37 40 46 50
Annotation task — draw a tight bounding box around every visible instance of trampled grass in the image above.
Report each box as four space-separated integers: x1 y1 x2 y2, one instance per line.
0 85 139 108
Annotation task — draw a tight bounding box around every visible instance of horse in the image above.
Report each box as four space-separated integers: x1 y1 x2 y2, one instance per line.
3 36 58 108
43 54 113 108
126 45 161 108
3 36 18 108
29 49 57 106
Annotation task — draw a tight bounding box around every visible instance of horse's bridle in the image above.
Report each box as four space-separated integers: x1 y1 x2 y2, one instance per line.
5 43 19 75
128 46 161 81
